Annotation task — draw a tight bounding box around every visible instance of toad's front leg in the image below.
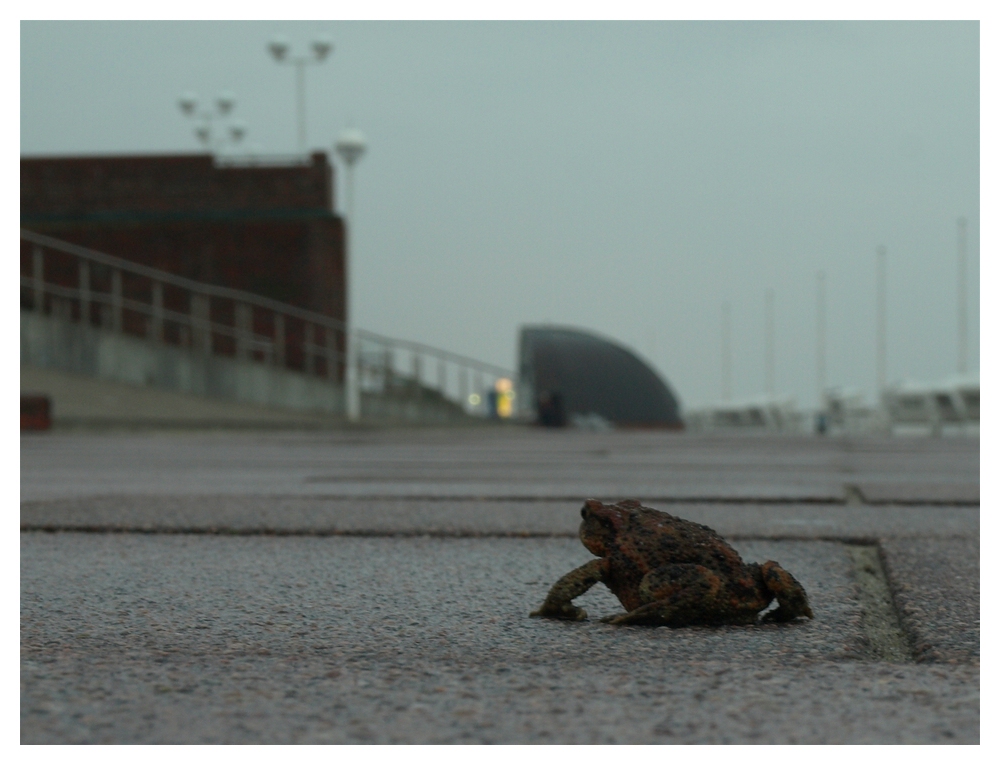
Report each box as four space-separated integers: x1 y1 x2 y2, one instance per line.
530 559 608 621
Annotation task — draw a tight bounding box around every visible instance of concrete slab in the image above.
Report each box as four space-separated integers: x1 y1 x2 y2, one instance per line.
19 535 863 665
20 429 978 503
855 481 979 504
19 533 977 743
21 655 977 744
879 536 980 664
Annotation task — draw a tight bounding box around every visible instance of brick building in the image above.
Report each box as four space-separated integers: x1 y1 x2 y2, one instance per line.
20 152 345 322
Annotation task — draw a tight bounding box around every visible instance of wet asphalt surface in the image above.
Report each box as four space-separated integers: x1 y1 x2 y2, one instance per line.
20 429 980 743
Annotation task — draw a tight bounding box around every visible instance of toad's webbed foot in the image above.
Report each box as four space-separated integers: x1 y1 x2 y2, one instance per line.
602 600 681 626
760 561 813 621
530 558 607 621
598 613 630 624
530 603 588 621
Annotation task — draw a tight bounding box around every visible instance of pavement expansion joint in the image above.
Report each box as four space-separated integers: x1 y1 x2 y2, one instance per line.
19 525 580 537
843 483 867 506
846 544 914 663
263 493 980 507
16 526 887 545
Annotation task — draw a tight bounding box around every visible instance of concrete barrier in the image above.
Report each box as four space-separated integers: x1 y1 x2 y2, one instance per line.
21 310 473 424
21 309 344 415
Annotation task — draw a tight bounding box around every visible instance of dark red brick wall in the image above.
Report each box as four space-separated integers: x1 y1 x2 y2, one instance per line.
21 153 344 321
21 152 333 217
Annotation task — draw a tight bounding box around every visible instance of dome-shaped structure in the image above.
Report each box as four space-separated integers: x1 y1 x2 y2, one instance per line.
518 325 683 428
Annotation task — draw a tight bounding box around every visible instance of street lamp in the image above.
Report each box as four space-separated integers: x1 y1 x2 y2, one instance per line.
267 36 334 153
177 90 247 154
335 128 367 423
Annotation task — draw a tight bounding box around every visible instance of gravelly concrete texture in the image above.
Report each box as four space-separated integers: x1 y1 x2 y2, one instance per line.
22 653 977 744
20 536 859 668
20 534 976 744
20 428 980 743
879 536 981 664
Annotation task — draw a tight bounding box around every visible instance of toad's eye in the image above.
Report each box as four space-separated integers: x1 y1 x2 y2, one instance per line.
580 507 588 519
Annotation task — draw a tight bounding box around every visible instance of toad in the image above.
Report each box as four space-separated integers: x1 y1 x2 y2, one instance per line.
531 499 813 626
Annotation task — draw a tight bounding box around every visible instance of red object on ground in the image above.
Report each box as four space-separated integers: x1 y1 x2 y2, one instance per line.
21 395 51 431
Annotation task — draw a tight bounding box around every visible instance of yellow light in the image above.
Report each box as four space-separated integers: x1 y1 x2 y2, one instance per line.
497 392 513 418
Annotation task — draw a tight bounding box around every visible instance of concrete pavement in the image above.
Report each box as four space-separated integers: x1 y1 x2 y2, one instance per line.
20 427 979 743
20 426 979 502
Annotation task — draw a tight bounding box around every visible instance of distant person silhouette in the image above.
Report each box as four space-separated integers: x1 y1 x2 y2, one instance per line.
537 390 567 427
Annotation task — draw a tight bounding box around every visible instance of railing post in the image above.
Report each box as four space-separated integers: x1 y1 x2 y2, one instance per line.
459 367 468 410
191 293 210 355
32 246 44 313
356 337 365 390
325 326 338 381
274 313 285 368
437 357 446 394
384 348 394 390
111 269 123 333
235 302 252 361
78 260 91 326
303 322 315 375
151 281 164 342
412 353 422 394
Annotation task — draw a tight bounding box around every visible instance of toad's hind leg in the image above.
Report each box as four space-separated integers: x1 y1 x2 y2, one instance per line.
605 564 725 626
760 561 813 622
530 558 608 621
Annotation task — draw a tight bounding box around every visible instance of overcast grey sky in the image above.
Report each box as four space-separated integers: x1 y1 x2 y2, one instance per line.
21 21 979 410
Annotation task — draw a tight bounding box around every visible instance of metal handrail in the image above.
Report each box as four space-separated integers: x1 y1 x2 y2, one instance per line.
21 229 347 332
21 229 515 414
356 328 513 378
20 275 291 356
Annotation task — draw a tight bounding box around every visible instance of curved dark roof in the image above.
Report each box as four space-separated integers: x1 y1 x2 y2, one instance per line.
518 325 683 427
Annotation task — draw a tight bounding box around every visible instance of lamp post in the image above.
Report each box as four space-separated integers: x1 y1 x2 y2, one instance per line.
336 128 367 423
178 91 247 154
267 36 333 153
816 271 826 407
876 245 887 396
957 217 968 375
764 288 775 398
721 302 732 402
